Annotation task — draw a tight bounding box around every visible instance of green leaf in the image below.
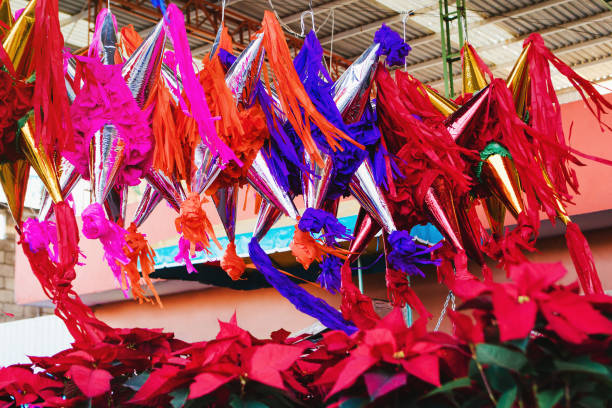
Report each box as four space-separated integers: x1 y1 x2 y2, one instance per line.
554 357 611 379
123 371 151 391
338 397 369 408
487 366 515 393
577 395 606 408
170 388 189 408
536 389 563 408
506 338 529 352
421 377 472 399
229 395 270 408
476 344 527 372
496 386 517 408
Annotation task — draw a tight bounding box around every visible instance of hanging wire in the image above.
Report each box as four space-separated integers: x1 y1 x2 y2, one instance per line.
461 0 469 43
328 8 335 74
300 10 315 36
434 290 456 331
402 11 410 71
221 0 228 25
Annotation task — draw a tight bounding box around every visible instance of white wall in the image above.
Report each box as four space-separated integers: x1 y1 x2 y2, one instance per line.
0 315 73 367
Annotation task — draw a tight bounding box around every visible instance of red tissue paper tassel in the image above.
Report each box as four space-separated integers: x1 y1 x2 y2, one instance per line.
54 201 80 270
340 262 380 330
385 266 432 320
375 67 473 227
524 33 612 197
566 221 603 295
21 210 113 345
32 0 73 155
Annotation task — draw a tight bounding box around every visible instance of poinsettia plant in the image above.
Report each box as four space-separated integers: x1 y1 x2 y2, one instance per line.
1 261 611 408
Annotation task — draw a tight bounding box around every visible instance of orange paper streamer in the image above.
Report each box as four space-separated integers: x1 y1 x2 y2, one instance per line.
221 241 246 280
121 223 162 306
175 192 221 256
260 11 362 167
151 78 188 181
290 226 351 270
119 25 143 57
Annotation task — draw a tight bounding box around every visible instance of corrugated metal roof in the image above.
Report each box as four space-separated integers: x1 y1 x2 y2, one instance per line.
6 0 602 101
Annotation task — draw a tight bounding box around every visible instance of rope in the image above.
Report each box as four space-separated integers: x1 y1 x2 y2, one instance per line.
434 290 455 331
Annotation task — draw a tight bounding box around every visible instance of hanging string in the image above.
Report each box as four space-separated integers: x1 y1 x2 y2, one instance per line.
402 12 410 72
299 10 315 36
221 0 228 25
461 1 469 43
268 0 332 38
328 8 335 74
434 290 456 331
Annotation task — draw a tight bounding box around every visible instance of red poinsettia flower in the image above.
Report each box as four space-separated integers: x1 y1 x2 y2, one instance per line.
454 262 612 343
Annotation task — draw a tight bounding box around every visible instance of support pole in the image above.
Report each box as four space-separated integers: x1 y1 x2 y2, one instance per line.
439 0 466 98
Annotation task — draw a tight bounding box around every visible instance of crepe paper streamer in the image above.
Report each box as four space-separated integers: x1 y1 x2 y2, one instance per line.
32 0 74 156
294 31 373 200
340 261 381 330
82 203 131 295
22 218 59 263
121 223 163 306
119 25 143 57
373 24 411 67
298 208 353 245
261 11 361 168
0 68 34 162
68 57 153 186
199 54 269 192
161 4 239 166
151 76 187 181
249 237 357 334
174 236 197 274
523 33 612 198
175 192 221 258
220 241 246 281
386 230 442 278
290 208 353 270
566 221 603 295
318 255 342 294
216 48 304 193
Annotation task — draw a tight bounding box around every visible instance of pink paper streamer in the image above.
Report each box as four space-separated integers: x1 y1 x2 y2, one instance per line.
164 4 239 167
22 218 59 263
81 203 130 295
174 236 197 274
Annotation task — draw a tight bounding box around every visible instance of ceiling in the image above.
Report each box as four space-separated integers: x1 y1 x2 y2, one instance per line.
9 0 612 102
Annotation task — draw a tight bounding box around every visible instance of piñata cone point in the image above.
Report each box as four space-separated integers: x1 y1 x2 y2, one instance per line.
480 153 525 219
424 177 464 253
0 159 29 226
